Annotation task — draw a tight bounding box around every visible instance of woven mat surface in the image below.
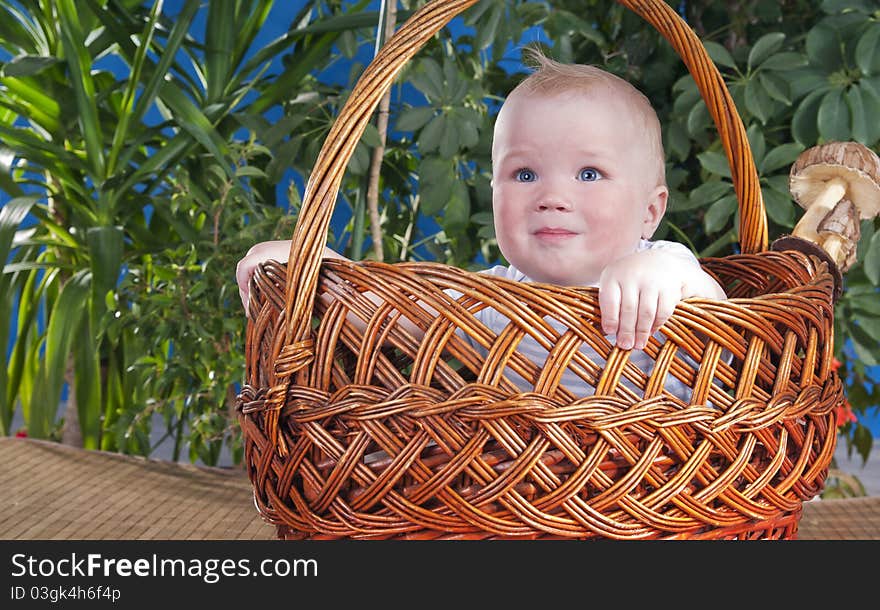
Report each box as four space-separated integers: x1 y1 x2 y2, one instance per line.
0 437 274 540
1 437 877 540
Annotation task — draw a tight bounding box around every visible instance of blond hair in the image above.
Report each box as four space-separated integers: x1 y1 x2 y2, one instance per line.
504 46 666 185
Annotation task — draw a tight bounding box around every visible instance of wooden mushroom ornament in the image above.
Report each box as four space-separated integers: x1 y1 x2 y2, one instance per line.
788 141 880 272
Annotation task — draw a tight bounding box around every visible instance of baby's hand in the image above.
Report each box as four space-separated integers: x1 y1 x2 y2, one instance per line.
235 240 294 310
598 249 725 350
236 241 347 310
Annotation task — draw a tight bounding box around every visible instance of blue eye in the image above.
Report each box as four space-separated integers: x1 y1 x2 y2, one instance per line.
515 168 536 182
579 167 601 182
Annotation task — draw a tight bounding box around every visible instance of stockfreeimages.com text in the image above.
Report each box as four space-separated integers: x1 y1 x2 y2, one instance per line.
10 552 317 584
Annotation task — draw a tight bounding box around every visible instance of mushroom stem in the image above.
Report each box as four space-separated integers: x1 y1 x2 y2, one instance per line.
791 176 847 242
818 198 860 272
822 235 853 270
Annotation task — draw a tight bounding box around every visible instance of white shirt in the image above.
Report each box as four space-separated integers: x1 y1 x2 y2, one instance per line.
453 239 705 403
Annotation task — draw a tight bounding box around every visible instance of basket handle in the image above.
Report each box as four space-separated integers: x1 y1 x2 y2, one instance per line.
280 0 767 354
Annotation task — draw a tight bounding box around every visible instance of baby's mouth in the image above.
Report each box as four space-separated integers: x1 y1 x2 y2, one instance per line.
534 227 577 239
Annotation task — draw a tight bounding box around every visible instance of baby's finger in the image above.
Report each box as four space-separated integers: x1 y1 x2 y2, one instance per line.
599 280 622 337
236 259 253 310
652 288 679 335
634 288 659 350
615 284 639 350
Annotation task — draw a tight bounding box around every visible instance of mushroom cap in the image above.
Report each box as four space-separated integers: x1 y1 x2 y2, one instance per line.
789 141 880 219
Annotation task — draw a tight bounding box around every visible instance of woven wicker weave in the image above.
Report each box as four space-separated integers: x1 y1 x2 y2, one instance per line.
237 0 842 540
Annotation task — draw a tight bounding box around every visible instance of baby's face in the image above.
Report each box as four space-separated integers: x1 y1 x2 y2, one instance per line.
491 89 667 286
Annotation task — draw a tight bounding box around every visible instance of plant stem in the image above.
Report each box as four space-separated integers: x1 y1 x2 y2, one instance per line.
398 195 419 261
365 0 398 261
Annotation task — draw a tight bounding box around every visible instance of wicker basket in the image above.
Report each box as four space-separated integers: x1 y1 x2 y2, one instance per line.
237 0 842 540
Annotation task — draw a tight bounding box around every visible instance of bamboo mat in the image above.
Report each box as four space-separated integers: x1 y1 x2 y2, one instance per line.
1 437 877 540
0 437 274 540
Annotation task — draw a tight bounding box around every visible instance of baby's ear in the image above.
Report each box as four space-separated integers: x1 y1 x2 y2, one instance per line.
641 185 668 239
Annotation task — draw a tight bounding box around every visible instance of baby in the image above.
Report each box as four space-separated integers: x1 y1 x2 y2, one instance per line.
236 48 726 398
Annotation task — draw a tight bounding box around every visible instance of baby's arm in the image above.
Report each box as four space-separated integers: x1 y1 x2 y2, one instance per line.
236 240 345 309
598 247 726 351
235 239 430 339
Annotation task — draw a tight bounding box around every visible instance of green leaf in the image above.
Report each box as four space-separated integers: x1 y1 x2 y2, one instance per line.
760 143 804 173
806 22 843 73
439 119 459 159
686 101 710 137
447 78 470 107
703 41 737 69
158 86 233 176
858 83 880 145
6 267 41 419
232 0 275 63
688 181 734 211
73 315 102 448
442 181 471 231
704 194 738 234
57 0 105 179
762 183 797 227
0 72 63 130
697 151 733 179
418 157 456 216
98 0 199 129
821 0 876 14
865 229 880 285
235 166 268 179
106 0 165 177
744 77 775 124
665 121 690 161
395 106 435 132
817 88 851 141
788 67 833 100
1 55 59 77
86 226 124 303
204 0 235 102
759 52 808 71
456 110 480 150
758 71 792 105
0 3 37 53
673 81 701 115
748 33 786 71
418 115 446 154
463 0 495 25
412 58 446 101
39 270 91 435
850 324 879 365
765 174 793 196
854 313 880 343
337 30 358 59
248 0 377 113
850 291 880 315
347 141 369 175
855 22 880 76
0 196 38 267
746 124 766 167
360 123 382 148
471 211 493 225
99 346 124 451
475 4 502 51
792 88 825 146
846 86 869 144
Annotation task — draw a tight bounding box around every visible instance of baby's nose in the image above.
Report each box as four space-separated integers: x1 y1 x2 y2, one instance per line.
536 198 572 212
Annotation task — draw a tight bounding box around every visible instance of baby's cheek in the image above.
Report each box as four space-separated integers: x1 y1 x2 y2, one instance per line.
591 224 642 261
493 204 520 242
589 220 625 243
